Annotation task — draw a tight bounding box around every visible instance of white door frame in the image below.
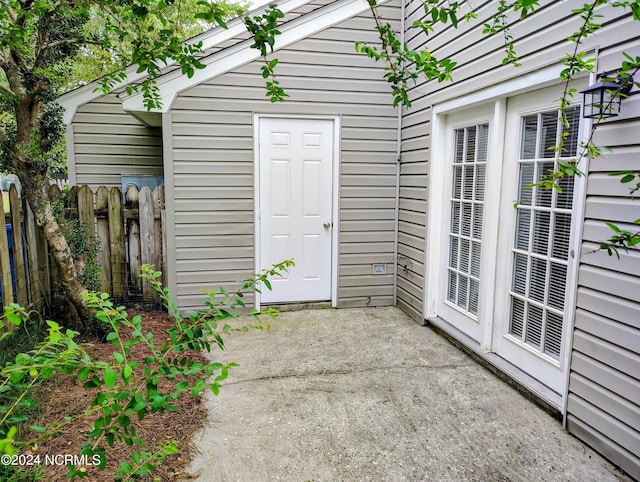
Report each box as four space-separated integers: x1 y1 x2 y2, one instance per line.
253 114 340 310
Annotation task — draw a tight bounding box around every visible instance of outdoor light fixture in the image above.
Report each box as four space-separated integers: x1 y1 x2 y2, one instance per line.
581 71 635 119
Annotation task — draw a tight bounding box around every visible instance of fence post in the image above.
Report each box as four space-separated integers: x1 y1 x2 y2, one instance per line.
95 186 112 295
24 199 51 311
0 194 13 306
23 199 37 308
108 187 126 299
9 185 27 307
139 186 156 301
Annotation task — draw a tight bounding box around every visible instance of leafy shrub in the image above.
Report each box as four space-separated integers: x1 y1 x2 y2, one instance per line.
0 260 293 480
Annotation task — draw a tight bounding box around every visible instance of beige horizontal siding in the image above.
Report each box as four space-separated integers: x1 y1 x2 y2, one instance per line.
71 94 163 189
169 1 401 310
571 45 640 477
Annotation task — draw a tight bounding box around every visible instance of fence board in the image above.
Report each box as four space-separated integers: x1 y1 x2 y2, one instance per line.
0 183 165 309
125 186 141 292
0 193 13 306
78 185 95 239
23 198 40 309
96 186 112 294
34 216 50 306
109 187 126 299
153 186 164 282
9 185 27 307
139 187 156 301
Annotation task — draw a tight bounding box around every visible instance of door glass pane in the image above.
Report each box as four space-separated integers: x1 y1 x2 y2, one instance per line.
541 112 558 158
521 115 537 159
447 124 489 317
508 107 579 360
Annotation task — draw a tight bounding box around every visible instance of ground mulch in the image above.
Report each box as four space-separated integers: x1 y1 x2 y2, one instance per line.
21 309 210 481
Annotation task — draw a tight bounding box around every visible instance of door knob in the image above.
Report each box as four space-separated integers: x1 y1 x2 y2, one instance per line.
323 221 331 228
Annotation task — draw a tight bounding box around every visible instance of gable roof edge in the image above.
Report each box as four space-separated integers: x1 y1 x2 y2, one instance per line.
57 0 312 124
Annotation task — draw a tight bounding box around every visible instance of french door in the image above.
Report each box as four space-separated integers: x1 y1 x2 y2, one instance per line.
435 87 584 401
437 107 493 343
492 92 582 395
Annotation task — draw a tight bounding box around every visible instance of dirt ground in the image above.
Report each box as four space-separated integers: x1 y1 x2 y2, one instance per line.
22 309 209 481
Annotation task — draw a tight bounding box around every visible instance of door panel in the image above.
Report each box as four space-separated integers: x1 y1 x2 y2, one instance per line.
259 118 334 303
438 107 493 343
432 86 584 409
492 91 582 396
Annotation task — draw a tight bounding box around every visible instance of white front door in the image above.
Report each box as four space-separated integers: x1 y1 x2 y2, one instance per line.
258 117 334 303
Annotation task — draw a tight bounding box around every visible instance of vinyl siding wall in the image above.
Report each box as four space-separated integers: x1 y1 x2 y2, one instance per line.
71 94 163 188
567 90 640 479
401 0 640 477
168 1 401 309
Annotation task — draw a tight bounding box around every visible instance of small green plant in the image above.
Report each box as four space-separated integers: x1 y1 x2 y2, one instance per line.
0 260 294 480
244 4 288 102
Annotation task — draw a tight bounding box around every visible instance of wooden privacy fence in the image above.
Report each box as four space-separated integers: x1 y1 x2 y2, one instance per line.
0 183 166 312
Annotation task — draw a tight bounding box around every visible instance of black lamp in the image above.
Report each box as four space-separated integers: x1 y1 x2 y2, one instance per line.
580 71 634 119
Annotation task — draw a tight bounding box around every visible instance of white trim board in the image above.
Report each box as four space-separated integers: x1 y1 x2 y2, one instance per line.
57 0 312 124
121 0 391 115
431 64 589 116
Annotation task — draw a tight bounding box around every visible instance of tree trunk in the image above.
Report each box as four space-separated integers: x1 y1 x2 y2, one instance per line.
18 171 93 331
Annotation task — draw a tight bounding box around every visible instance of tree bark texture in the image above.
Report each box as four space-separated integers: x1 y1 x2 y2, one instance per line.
7 86 92 330
19 171 92 329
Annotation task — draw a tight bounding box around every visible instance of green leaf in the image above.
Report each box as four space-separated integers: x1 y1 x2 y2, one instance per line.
191 378 206 397
10 369 25 384
620 174 636 183
118 414 131 428
104 367 117 388
113 352 125 364
450 10 458 28
132 402 147 413
605 222 622 233
77 366 91 380
132 5 149 16
175 381 188 392
40 366 55 380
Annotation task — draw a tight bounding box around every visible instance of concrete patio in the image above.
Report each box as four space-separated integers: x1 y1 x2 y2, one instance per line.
187 307 627 481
